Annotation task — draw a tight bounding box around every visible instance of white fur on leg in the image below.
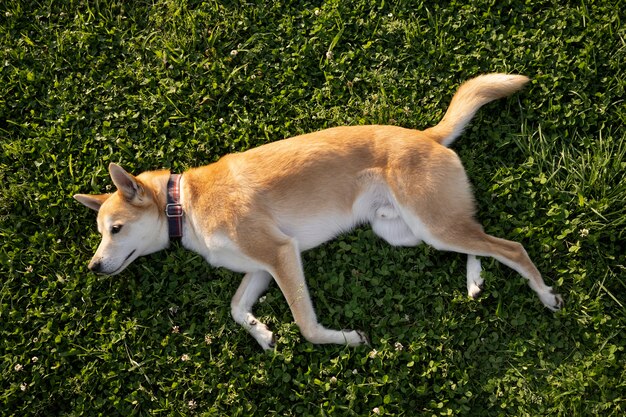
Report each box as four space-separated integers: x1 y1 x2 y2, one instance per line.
231 271 276 350
466 255 483 299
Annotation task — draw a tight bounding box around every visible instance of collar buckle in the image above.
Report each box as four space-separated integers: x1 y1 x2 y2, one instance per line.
165 203 183 218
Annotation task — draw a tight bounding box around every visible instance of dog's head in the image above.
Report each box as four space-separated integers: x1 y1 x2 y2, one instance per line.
74 163 170 275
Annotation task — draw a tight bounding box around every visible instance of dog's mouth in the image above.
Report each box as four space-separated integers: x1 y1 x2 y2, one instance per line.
108 249 137 275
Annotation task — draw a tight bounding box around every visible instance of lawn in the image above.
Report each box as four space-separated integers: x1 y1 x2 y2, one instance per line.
1 0 625 415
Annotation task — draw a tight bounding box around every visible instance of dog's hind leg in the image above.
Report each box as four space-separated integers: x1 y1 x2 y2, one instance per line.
422 219 564 311
390 149 562 311
231 271 276 350
466 254 484 299
472 231 564 311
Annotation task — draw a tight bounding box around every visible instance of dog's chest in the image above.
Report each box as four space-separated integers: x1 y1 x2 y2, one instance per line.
183 232 266 273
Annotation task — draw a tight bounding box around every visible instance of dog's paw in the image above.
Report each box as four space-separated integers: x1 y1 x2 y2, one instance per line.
466 255 484 299
468 281 484 299
549 291 565 311
356 330 371 347
540 288 564 312
267 333 277 350
342 329 370 347
252 324 276 351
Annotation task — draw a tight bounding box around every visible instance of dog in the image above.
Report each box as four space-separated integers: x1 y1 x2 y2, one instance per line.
74 73 564 350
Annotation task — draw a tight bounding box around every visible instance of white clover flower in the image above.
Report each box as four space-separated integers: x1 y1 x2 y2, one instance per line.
14 364 23 372
20 383 28 392
181 354 190 362
373 407 381 414
188 399 197 410
31 356 39 363
368 349 378 359
314 9 320 16
580 228 589 237
25 265 33 273
230 49 238 57
394 342 404 351
326 50 333 60
172 326 180 334
330 376 337 384
205 334 213 345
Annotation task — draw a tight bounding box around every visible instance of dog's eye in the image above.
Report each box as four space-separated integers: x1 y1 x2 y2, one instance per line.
111 225 123 234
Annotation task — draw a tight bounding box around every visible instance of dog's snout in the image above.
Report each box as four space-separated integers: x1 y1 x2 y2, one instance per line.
88 260 102 273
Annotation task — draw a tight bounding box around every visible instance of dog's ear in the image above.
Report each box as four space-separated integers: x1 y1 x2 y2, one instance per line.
109 163 144 202
73 193 112 212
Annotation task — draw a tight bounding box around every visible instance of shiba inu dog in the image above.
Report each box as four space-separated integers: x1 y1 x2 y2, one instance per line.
74 74 563 350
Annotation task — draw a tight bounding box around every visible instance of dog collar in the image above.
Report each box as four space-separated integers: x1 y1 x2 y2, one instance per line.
166 174 183 239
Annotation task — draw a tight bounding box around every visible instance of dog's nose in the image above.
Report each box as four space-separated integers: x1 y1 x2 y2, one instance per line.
88 260 102 273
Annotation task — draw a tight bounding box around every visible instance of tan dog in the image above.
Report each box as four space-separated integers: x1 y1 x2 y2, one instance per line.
74 74 563 350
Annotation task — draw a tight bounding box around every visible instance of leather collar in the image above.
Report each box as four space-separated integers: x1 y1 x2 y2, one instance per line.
166 174 183 239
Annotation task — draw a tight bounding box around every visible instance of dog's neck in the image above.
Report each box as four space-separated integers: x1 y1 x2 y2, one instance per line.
166 174 183 239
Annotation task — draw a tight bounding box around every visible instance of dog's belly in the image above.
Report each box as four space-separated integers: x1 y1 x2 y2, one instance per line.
280 212 358 251
279 186 421 250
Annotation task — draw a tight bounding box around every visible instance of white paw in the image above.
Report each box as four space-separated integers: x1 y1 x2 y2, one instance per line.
466 255 484 299
249 320 276 350
240 313 275 350
342 329 370 347
539 288 564 312
468 280 484 299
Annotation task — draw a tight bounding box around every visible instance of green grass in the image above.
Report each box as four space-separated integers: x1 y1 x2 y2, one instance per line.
1 0 625 415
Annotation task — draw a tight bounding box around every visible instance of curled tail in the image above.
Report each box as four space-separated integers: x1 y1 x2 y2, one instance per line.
424 73 530 147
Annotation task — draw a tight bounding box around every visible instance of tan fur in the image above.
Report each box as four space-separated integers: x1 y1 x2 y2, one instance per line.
74 74 563 350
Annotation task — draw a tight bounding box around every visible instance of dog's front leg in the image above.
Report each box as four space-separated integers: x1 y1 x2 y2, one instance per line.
231 271 276 350
269 239 369 347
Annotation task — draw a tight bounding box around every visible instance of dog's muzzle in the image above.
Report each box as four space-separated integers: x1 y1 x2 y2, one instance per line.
88 250 136 275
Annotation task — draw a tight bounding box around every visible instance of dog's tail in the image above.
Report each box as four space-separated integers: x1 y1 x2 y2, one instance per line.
423 73 530 147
